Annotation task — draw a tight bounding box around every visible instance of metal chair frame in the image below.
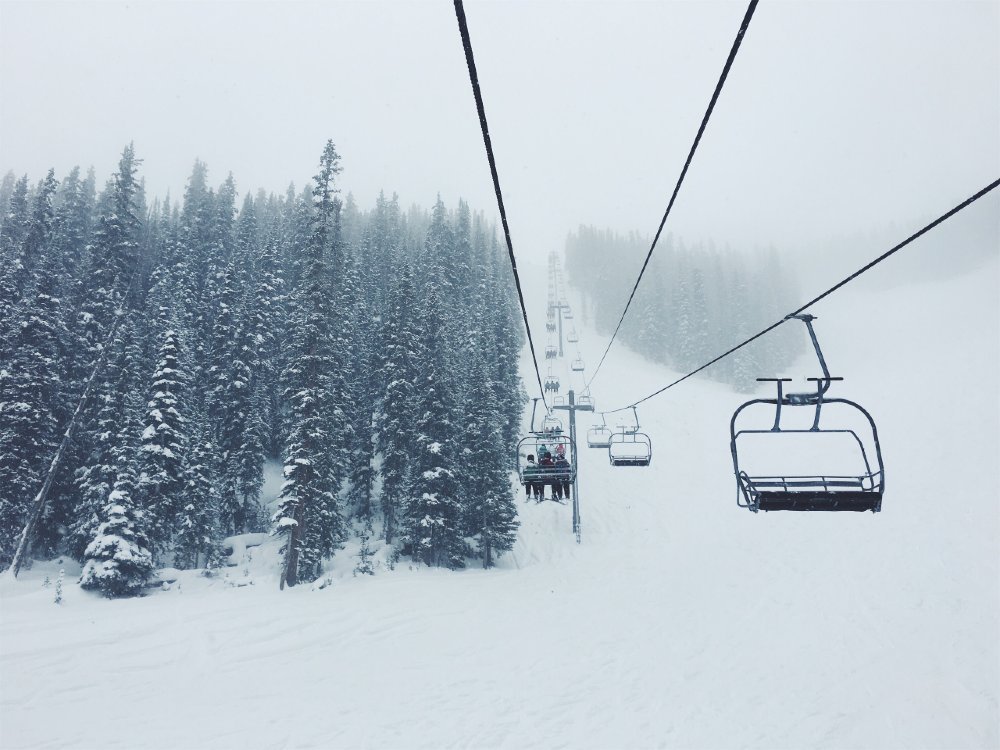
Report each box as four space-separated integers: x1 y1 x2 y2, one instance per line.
608 429 652 467
729 314 884 513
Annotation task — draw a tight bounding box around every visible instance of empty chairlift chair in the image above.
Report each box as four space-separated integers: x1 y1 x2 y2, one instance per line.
606 407 652 466
608 431 653 466
567 330 579 343
587 414 613 449
571 358 585 372
729 314 884 513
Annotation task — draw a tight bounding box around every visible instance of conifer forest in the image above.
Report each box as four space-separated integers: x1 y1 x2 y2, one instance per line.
565 226 803 392
0 142 526 594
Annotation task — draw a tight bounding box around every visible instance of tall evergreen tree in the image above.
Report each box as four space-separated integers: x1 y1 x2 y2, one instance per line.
80 393 154 598
376 264 420 545
460 352 518 567
137 323 189 555
273 140 347 587
403 285 465 569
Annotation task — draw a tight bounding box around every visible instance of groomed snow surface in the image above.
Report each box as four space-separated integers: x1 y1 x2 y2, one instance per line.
2 258 998 749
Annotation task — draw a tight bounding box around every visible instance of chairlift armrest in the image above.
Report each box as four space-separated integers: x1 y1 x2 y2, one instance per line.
756 377 792 382
806 376 844 382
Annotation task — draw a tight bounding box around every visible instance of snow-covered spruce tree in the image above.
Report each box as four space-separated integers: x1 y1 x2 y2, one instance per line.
402 284 466 569
0 175 30 323
137 321 189 557
273 140 347 588
247 233 286 460
69 316 145 558
19 169 59 291
460 350 518 568
0 169 84 562
79 144 142 348
174 416 221 569
0 170 17 227
376 263 421 545
0 285 66 564
206 243 265 535
51 166 96 290
80 393 154 598
341 251 378 522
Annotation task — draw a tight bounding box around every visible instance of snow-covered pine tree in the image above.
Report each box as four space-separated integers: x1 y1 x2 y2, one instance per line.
51 166 96 291
460 349 518 568
79 392 154 598
79 144 142 349
69 316 145 558
0 283 66 564
174 416 221 569
247 232 286 460
341 250 377 521
137 320 189 557
273 141 347 587
0 175 30 320
403 284 466 569
376 264 421 545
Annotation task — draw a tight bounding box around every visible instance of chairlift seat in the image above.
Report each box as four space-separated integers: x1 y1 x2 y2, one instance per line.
755 490 881 512
739 474 881 512
609 456 651 467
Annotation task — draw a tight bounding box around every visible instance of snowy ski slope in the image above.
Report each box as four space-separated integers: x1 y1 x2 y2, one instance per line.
1 255 997 749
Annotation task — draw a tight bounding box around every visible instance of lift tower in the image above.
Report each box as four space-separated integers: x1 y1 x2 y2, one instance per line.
548 299 571 357
552 389 594 543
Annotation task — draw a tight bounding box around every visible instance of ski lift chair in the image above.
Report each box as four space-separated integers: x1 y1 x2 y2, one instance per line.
729 314 884 513
587 415 613 449
571 358 585 372
545 345 558 359
577 392 594 410
546 320 557 332
567 331 579 343
517 433 575 491
540 414 564 434
608 429 652 466
544 373 560 393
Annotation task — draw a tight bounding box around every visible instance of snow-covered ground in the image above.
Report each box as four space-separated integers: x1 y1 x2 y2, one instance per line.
1 255 997 749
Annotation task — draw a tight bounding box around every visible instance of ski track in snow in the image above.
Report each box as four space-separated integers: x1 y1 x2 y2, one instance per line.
1 257 998 749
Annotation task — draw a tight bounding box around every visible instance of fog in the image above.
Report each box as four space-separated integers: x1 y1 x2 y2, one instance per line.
2 0 997 270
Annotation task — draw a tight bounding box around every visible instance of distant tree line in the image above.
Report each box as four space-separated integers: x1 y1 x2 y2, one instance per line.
565 226 804 390
0 142 524 596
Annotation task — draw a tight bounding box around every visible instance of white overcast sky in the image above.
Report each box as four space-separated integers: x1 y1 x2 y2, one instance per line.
1 0 997 263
